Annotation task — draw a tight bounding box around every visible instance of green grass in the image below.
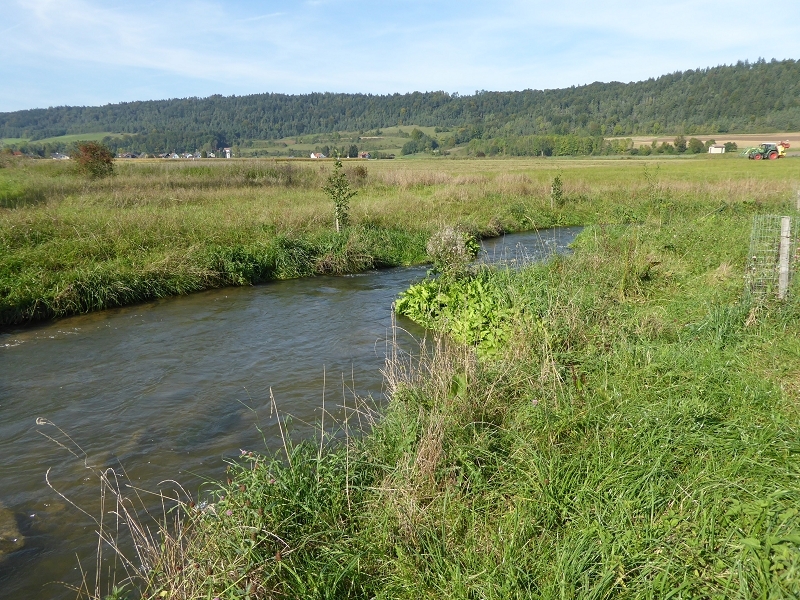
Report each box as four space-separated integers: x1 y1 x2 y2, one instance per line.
241 125 450 158
35 131 122 145
0 137 27 146
0 132 121 147
52 156 797 599
2 156 798 327
126 186 800 599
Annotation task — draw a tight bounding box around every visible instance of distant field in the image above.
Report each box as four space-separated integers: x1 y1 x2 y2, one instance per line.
618 132 800 155
236 125 454 158
8 127 800 158
0 132 121 147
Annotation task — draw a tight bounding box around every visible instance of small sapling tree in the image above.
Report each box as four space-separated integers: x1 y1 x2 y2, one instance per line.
550 173 564 208
323 159 356 233
74 142 115 178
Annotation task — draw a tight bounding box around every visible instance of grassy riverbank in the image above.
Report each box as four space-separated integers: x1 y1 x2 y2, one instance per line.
1 155 798 327
104 159 800 598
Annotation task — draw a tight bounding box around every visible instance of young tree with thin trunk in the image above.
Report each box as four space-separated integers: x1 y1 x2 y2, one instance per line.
323 159 356 233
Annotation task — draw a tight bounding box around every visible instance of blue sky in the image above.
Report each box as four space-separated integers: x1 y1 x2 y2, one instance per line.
2 1 799 113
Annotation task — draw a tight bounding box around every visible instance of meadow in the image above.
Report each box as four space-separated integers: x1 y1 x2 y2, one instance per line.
10 153 795 598
1 154 798 328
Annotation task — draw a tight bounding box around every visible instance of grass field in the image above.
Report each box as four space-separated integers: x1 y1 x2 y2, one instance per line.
55 154 800 599
4 154 800 598
242 125 450 158
2 154 799 328
1 132 122 147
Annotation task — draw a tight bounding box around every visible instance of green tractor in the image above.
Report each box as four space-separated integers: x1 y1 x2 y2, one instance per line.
743 140 790 160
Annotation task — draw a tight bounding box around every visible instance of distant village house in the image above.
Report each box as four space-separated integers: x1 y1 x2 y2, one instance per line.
708 144 726 154
310 152 326 159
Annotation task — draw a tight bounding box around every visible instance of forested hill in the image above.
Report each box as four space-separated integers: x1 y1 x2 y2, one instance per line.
2 58 799 151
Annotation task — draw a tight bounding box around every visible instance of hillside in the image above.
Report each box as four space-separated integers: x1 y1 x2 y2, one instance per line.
1 58 799 155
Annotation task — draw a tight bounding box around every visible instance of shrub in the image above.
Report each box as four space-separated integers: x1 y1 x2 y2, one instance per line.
550 174 564 207
322 159 356 232
74 142 114 178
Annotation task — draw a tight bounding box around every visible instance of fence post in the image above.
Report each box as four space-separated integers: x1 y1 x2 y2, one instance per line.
778 216 791 300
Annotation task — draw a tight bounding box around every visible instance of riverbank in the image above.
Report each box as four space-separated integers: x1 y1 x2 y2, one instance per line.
2 156 797 327
121 168 800 598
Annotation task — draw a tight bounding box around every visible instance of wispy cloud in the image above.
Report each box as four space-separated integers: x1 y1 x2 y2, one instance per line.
241 12 283 22
1 0 799 111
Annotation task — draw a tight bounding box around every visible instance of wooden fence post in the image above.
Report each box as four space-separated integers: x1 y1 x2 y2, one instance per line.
778 216 791 300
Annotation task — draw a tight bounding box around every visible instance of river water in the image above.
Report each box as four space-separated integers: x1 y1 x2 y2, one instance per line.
0 227 581 599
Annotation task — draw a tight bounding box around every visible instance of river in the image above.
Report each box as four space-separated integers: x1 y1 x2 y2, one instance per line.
0 227 581 598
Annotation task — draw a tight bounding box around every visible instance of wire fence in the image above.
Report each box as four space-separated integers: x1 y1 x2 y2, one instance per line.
745 215 798 300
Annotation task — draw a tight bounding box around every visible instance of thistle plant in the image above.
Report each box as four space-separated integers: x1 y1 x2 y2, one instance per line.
426 226 479 278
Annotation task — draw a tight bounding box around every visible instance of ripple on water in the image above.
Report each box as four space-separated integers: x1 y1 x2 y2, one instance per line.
0 227 583 599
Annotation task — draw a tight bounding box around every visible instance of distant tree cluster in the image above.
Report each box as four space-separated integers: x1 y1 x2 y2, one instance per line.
635 136 737 156
467 134 605 157
1 59 798 155
401 129 439 155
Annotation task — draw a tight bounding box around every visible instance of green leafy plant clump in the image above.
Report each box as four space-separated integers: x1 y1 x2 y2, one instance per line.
395 269 518 356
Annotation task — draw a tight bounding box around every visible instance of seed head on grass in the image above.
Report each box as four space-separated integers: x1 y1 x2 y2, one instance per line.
426 226 479 278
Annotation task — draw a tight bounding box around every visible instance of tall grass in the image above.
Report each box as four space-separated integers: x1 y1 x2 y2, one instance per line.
79 176 800 598
3 156 798 327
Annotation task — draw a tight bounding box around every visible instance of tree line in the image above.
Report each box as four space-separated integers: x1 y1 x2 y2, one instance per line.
1 59 798 155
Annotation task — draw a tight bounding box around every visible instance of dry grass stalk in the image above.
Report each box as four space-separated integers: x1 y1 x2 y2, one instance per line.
35 418 195 600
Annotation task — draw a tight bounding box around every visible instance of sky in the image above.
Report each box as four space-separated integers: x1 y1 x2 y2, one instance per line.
2 1 799 113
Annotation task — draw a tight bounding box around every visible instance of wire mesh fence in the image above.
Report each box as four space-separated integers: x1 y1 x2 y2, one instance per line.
745 215 798 300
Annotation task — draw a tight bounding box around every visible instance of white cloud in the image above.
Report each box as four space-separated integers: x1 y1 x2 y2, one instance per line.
1 0 799 110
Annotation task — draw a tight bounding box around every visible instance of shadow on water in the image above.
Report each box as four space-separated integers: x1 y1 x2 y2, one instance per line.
0 227 581 598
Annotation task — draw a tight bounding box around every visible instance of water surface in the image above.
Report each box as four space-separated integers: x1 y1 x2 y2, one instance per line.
0 227 581 598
